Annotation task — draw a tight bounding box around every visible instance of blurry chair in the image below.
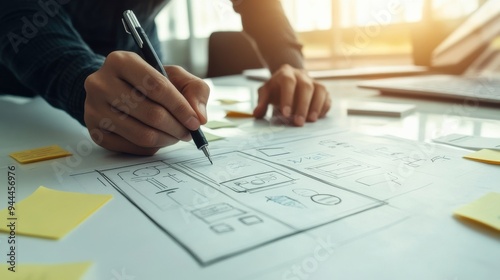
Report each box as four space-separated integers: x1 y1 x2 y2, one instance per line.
206 31 264 78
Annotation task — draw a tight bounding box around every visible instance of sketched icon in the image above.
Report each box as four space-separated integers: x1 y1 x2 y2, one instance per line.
266 195 306 209
293 188 342 206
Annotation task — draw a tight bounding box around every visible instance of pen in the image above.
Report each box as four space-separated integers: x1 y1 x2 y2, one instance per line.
122 10 213 165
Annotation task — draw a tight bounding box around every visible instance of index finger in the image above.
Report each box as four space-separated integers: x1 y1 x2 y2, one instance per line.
271 66 297 118
107 51 201 131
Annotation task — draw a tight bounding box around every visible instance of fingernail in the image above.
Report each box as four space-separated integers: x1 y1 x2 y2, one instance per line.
309 112 318 121
282 106 291 117
198 103 207 119
294 115 305 126
185 116 200 130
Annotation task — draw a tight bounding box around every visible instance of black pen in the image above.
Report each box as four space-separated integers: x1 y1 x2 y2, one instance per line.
122 10 213 164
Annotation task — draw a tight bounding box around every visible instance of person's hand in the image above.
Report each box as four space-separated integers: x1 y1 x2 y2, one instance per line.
253 64 331 126
84 51 209 155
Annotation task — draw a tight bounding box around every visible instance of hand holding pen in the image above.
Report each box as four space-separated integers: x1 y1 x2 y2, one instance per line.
83 11 211 160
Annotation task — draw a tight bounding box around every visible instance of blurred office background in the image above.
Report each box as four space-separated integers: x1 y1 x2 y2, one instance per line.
155 0 485 77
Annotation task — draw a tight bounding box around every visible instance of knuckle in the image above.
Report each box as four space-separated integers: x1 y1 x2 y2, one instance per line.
185 80 210 99
106 51 138 67
301 79 314 93
195 79 210 94
106 51 124 65
144 77 167 98
144 106 167 127
84 73 100 93
279 64 293 71
171 102 192 119
168 65 184 72
277 73 296 84
315 82 327 92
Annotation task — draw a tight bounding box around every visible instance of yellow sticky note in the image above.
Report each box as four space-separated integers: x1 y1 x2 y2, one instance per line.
205 120 237 129
0 262 92 280
217 98 242 105
9 145 72 164
0 186 112 239
204 132 224 142
454 192 500 231
225 110 254 118
463 149 500 165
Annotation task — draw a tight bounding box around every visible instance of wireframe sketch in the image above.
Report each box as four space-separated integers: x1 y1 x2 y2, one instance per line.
73 131 460 266
191 203 246 224
89 151 382 266
319 139 353 149
373 147 426 168
280 152 334 165
356 173 401 187
431 155 452 162
306 158 379 179
257 147 290 157
221 171 294 193
293 188 342 206
266 195 307 209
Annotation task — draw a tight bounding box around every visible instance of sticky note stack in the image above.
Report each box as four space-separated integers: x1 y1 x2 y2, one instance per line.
463 149 500 165
454 192 500 231
204 120 238 129
9 145 72 164
0 262 92 280
0 186 112 239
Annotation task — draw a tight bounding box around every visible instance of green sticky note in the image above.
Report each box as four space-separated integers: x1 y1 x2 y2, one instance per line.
454 192 500 231
204 120 237 129
463 149 500 165
0 262 92 279
0 186 112 239
204 131 225 142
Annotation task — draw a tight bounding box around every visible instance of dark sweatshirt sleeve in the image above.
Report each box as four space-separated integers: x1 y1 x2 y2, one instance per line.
0 0 105 126
231 0 304 73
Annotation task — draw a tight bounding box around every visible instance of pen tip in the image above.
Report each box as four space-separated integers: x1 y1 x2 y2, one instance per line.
201 146 213 165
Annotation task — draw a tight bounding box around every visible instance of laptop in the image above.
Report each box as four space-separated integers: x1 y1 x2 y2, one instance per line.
358 0 500 105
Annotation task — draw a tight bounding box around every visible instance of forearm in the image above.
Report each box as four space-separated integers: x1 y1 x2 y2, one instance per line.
0 0 104 125
232 0 304 73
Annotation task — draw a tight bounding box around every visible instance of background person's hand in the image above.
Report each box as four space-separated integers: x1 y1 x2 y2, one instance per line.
253 64 331 126
84 51 209 155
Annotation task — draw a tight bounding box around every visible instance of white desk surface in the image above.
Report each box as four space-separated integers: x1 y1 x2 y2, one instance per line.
1 75 499 280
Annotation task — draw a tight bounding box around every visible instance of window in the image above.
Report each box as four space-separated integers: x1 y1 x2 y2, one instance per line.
155 0 481 73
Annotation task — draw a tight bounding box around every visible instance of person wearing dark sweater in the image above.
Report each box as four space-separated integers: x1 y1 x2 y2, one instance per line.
0 0 331 155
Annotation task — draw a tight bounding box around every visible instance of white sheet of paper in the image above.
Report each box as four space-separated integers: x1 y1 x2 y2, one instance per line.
347 101 416 117
433 134 500 150
72 128 486 275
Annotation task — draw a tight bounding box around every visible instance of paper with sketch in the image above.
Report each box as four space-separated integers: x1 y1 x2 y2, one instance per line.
433 134 500 150
96 151 381 265
73 129 482 266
